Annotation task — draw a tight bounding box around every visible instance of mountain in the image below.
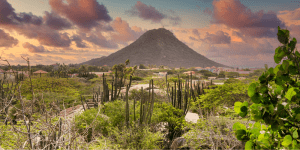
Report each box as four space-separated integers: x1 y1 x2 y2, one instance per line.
80 28 229 68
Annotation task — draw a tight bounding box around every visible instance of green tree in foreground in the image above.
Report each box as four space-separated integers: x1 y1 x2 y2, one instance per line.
233 26 300 149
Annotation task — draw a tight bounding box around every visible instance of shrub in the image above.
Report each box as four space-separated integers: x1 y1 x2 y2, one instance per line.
233 26 300 149
192 81 251 116
109 123 164 149
74 108 111 142
131 76 144 81
182 116 244 149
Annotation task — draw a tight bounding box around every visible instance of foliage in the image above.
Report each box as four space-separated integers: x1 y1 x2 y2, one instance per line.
155 103 187 141
249 69 265 78
199 70 217 78
131 76 144 81
182 116 244 149
109 124 164 149
74 108 111 142
139 64 148 69
226 72 239 78
233 27 300 149
192 81 250 116
218 71 226 78
20 77 83 97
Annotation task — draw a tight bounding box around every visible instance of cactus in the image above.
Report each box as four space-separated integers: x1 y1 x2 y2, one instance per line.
148 79 154 125
125 85 129 128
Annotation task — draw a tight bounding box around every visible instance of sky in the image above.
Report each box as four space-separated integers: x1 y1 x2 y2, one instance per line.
0 0 300 68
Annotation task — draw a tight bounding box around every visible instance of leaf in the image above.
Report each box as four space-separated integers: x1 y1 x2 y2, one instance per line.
241 106 248 112
233 122 246 130
293 130 299 139
292 140 298 149
234 102 242 114
282 60 290 73
258 134 265 141
275 85 284 95
251 93 261 104
277 30 289 44
242 101 249 107
236 129 247 141
268 67 274 75
274 65 280 74
288 65 297 75
260 85 268 93
239 111 247 117
295 51 300 57
245 141 253 150
285 87 296 101
295 114 300 121
282 135 292 147
248 83 257 97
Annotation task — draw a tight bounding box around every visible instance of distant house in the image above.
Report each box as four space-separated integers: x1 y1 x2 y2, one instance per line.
194 67 203 71
183 71 195 75
6 69 17 74
33 70 48 77
33 70 48 74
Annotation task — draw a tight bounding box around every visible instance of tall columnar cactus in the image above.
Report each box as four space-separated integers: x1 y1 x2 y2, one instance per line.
125 84 129 128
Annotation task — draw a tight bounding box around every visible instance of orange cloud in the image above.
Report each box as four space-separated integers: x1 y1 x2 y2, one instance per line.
211 0 285 38
22 42 48 53
0 28 18 47
110 17 146 45
49 0 112 30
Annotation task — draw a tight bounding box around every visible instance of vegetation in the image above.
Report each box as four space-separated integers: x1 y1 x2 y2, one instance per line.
1 28 294 150
233 27 300 149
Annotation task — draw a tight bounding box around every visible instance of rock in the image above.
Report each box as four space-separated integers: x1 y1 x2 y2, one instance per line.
170 137 186 150
185 112 199 123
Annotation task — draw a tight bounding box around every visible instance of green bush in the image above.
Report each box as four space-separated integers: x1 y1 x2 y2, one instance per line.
131 76 144 81
74 108 111 142
183 116 244 149
233 26 300 149
108 124 164 149
192 81 251 116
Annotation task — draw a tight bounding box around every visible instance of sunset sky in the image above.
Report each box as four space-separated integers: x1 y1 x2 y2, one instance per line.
0 0 300 68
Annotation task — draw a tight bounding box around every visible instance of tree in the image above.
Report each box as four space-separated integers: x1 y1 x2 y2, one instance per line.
226 72 239 78
233 27 300 149
217 71 225 78
139 64 148 69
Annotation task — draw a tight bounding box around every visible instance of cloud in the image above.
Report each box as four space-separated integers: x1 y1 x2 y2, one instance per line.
192 29 200 39
12 24 71 47
71 35 88 48
49 0 112 30
16 12 43 25
278 8 300 22
0 0 18 25
211 0 285 38
126 1 181 25
203 30 231 44
110 17 146 45
126 1 165 23
0 29 18 47
0 0 43 26
77 31 118 49
22 42 48 53
44 11 73 30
